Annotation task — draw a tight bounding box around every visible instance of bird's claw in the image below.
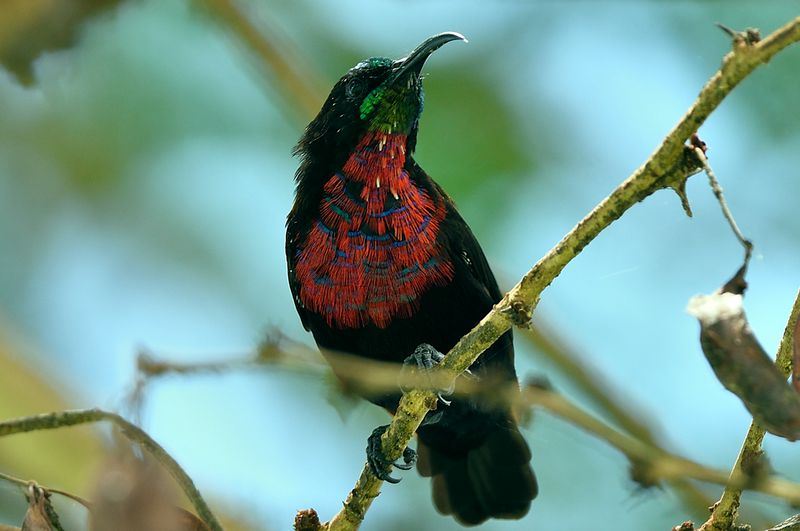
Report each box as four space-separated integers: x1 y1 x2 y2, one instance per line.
401 343 454 407
405 343 445 371
366 425 417 483
393 447 417 470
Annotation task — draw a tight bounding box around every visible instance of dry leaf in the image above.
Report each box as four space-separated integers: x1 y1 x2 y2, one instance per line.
90 446 210 531
21 483 62 531
688 287 800 440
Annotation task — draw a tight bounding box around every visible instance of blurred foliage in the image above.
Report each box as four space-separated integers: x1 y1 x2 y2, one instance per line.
0 322 102 494
0 0 122 85
418 64 534 212
667 6 800 142
196 0 327 123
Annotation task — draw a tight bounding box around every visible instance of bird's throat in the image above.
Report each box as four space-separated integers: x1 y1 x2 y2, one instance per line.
295 131 453 329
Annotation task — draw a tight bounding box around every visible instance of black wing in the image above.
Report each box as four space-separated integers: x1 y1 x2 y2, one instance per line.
419 167 515 379
406 158 503 304
285 204 311 331
441 201 503 304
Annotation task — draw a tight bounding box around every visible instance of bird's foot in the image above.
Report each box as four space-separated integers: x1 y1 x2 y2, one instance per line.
366 425 416 483
401 343 454 406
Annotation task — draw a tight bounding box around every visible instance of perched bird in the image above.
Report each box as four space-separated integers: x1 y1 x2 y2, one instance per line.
286 32 537 525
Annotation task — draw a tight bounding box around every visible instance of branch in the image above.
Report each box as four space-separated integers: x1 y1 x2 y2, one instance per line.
0 470 91 507
693 146 753 264
699 289 800 531
198 0 326 122
520 326 715 518
0 409 223 531
323 16 800 531
520 384 800 505
131 332 800 524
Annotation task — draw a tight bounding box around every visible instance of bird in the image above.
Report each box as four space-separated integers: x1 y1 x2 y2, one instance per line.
285 32 537 526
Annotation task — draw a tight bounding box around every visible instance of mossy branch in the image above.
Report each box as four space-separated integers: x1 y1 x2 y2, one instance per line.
699 289 800 531
0 408 222 531
320 16 800 531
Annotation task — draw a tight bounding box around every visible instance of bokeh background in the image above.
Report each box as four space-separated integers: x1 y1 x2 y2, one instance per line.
1 1 799 529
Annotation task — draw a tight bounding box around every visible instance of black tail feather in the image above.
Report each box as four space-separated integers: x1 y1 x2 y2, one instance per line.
418 422 537 526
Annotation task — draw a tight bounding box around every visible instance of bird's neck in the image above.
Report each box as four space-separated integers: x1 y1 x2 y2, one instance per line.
344 130 408 196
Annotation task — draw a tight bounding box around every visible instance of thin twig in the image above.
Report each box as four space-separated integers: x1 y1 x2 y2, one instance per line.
0 471 92 509
198 0 326 122
129 329 800 524
520 326 715 518
521 384 800 504
138 321 716 517
0 409 223 531
0 470 30 490
693 147 753 264
699 290 800 531
323 16 800 531
128 338 329 418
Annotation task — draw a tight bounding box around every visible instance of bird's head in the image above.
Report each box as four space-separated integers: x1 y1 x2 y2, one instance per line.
295 32 466 172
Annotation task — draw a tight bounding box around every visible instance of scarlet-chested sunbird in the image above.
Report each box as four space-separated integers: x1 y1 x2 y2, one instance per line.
286 32 536 525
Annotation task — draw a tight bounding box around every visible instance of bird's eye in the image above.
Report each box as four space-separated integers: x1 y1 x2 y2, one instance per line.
345 78 366 100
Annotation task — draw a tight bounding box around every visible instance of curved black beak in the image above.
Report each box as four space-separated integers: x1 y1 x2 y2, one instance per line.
391 32 467 82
